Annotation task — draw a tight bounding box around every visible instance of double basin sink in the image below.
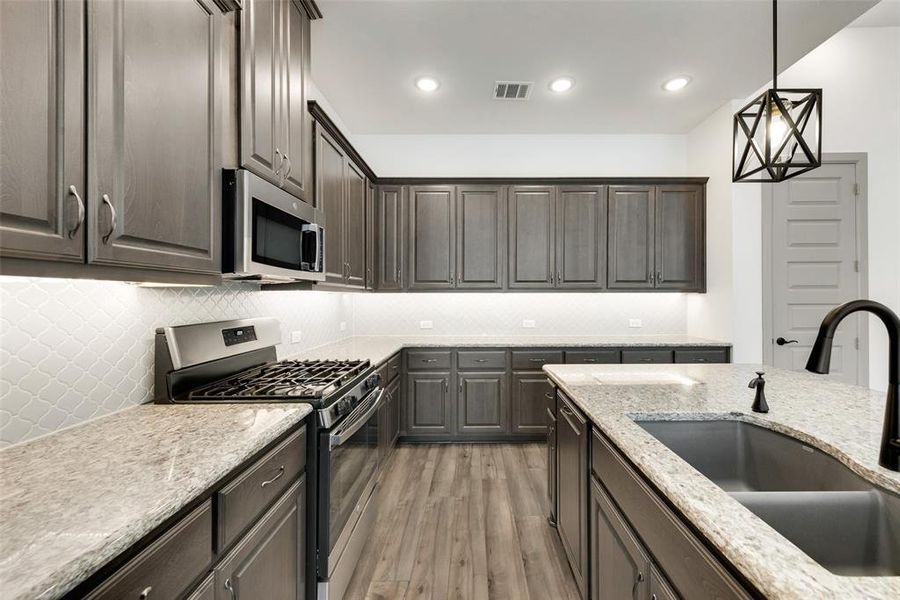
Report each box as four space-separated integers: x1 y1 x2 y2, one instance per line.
635 420 900 577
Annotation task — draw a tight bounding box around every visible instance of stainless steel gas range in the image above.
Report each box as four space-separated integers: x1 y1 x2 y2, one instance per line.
154 318 382 600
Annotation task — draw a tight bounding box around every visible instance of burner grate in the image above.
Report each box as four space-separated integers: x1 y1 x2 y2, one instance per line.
188 359 369 401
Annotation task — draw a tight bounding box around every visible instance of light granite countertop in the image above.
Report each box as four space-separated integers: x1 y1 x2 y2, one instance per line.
0 402 312 600
292 334 731 366
543 363 900 599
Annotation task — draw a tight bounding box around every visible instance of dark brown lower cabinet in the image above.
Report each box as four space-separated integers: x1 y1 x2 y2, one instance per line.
547 403 558 527
590 476 651 600
379 376 401 465
187 574 215 600
557 392 588 599
650 565 679 600
457 371 508 435
214 476 305 600
406 372 453 436
511 371 552 435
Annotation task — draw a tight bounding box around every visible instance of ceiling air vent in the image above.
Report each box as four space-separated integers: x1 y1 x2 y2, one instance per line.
493 81 532 100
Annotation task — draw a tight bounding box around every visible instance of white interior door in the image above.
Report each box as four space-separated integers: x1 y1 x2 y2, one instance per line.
770 162 864 385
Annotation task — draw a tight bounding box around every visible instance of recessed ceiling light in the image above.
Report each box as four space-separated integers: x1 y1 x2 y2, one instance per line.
549 77 575 93
415 77 439 92
662 76 692 92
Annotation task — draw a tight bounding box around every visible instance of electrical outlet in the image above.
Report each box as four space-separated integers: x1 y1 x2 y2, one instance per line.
522 319 536 328
419 320 433 330
291 330 302 344
339 321 347 332
628 319 643 328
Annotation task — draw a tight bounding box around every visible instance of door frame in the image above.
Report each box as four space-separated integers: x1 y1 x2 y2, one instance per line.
761 153 869 386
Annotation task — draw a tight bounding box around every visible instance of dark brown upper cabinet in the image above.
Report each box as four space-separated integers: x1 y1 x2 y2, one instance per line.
408 185 456 289
376 186 404 290
365 181 376 290
345 161 366 287
241 0 313 204
608 184 704 291
456 186 505 289
508 186 556 289
556 185 606 288
0 0 86 264
87 0 222 275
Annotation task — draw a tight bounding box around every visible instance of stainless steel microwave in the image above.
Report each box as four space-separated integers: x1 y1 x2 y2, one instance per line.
223 169 325 283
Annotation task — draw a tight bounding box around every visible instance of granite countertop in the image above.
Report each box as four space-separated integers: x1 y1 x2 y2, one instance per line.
0 403 312 600
292 334 731 366
543 363 900 598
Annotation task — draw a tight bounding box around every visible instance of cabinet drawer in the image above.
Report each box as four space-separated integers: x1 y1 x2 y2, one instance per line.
458 350 506 369
621 349 673 364
511 350 564 370
565 350 620 364
591 430 753 599
387 353 402 382
216 426 306 552
87 500 213 600
674 349 729 364
407 350 452 370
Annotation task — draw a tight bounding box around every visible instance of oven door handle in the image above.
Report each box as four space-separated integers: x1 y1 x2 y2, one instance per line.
329 387 385 449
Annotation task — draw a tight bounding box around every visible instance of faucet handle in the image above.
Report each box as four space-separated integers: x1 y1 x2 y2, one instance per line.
748 371 765 388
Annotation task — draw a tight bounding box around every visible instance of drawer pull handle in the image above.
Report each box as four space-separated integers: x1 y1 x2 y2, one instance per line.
422 358 438 363
640 358 652 362
260 466 285 488
544 392 554 400
67 185 85 239
139 587 152 599
696 358 707 362
528 358 546 363
101 193 117 244
474 358 488 363
224 578 237 600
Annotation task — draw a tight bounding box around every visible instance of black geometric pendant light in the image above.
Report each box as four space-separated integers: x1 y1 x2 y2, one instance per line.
733 0 822 183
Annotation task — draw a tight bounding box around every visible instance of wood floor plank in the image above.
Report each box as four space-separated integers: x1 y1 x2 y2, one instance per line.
343 443 576 600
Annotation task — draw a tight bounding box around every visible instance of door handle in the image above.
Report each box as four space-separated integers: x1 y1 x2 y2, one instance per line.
776 337 799 346
283 153 292 179
657 271 663 284
101 194 116 244
275 147 284 184
67 185 85 239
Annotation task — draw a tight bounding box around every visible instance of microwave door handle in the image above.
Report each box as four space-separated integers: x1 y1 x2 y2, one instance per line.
315 225 323 272
329 388 385 449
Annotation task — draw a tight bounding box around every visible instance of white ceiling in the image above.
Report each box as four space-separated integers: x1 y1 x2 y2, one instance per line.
311 0 878 135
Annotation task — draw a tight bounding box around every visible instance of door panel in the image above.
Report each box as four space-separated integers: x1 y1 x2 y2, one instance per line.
655 185 703 290
317 127 345 283
377 186 404 289
240 0 280 185
557 393 588 596
457 372 507 434
344 161 366 287
770 163 862 385
89 0 220 274
508 186 555 288
557 186 605 288
456 186 505 289
406 372 452 435
607 186 654 289
1 0 86 262
409 186 455 289
280 0 311 202
511 372 552 435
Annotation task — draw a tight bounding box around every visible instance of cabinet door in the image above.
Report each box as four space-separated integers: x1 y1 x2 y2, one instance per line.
377 186 404 289
88 0 221 274
186 574 215 600
508 186 555 288
547 405 558 525
344 161 366 287
456 186 505 289
387 377 401 448
316 126 346 283
607 186 655 289
457 371 507 435
240 0 281 186
655 185 703 290
279 0 311 203
408 185 455 289
511 372 552 435
557 393 588 597
590 477 651 600
557 186 605 288
215 477 305 600
406 372 452 436
1 0 85 262
365 181 375 289
650 565 679 600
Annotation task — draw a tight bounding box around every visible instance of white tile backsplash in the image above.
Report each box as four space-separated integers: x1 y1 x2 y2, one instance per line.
1 280 687 447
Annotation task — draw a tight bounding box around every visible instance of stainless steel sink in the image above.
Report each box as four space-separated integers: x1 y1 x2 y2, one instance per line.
636 419 870 492
635 419 900 576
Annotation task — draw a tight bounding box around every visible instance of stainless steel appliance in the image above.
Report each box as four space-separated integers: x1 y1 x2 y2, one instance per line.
154 318 382 600
222 169 325 283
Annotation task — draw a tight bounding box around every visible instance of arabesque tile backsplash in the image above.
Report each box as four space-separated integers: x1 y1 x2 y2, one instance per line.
0 278 687 447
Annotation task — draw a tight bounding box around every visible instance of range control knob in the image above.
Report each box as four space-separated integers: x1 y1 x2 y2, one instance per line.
366 373 382 389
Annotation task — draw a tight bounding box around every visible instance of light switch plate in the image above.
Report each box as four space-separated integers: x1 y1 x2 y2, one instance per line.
522 320 536 328
291 330 302 343
629 319 643 328
339 321 347 332
419 320 433 330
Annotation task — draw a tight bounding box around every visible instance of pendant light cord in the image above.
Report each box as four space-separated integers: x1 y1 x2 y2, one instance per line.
772 0 778 89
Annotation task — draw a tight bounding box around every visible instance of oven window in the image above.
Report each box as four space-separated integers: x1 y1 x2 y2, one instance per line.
252 199 304 270
329 409 379 555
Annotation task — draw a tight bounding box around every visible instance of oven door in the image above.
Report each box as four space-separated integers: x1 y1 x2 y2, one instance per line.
321 386 384 576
